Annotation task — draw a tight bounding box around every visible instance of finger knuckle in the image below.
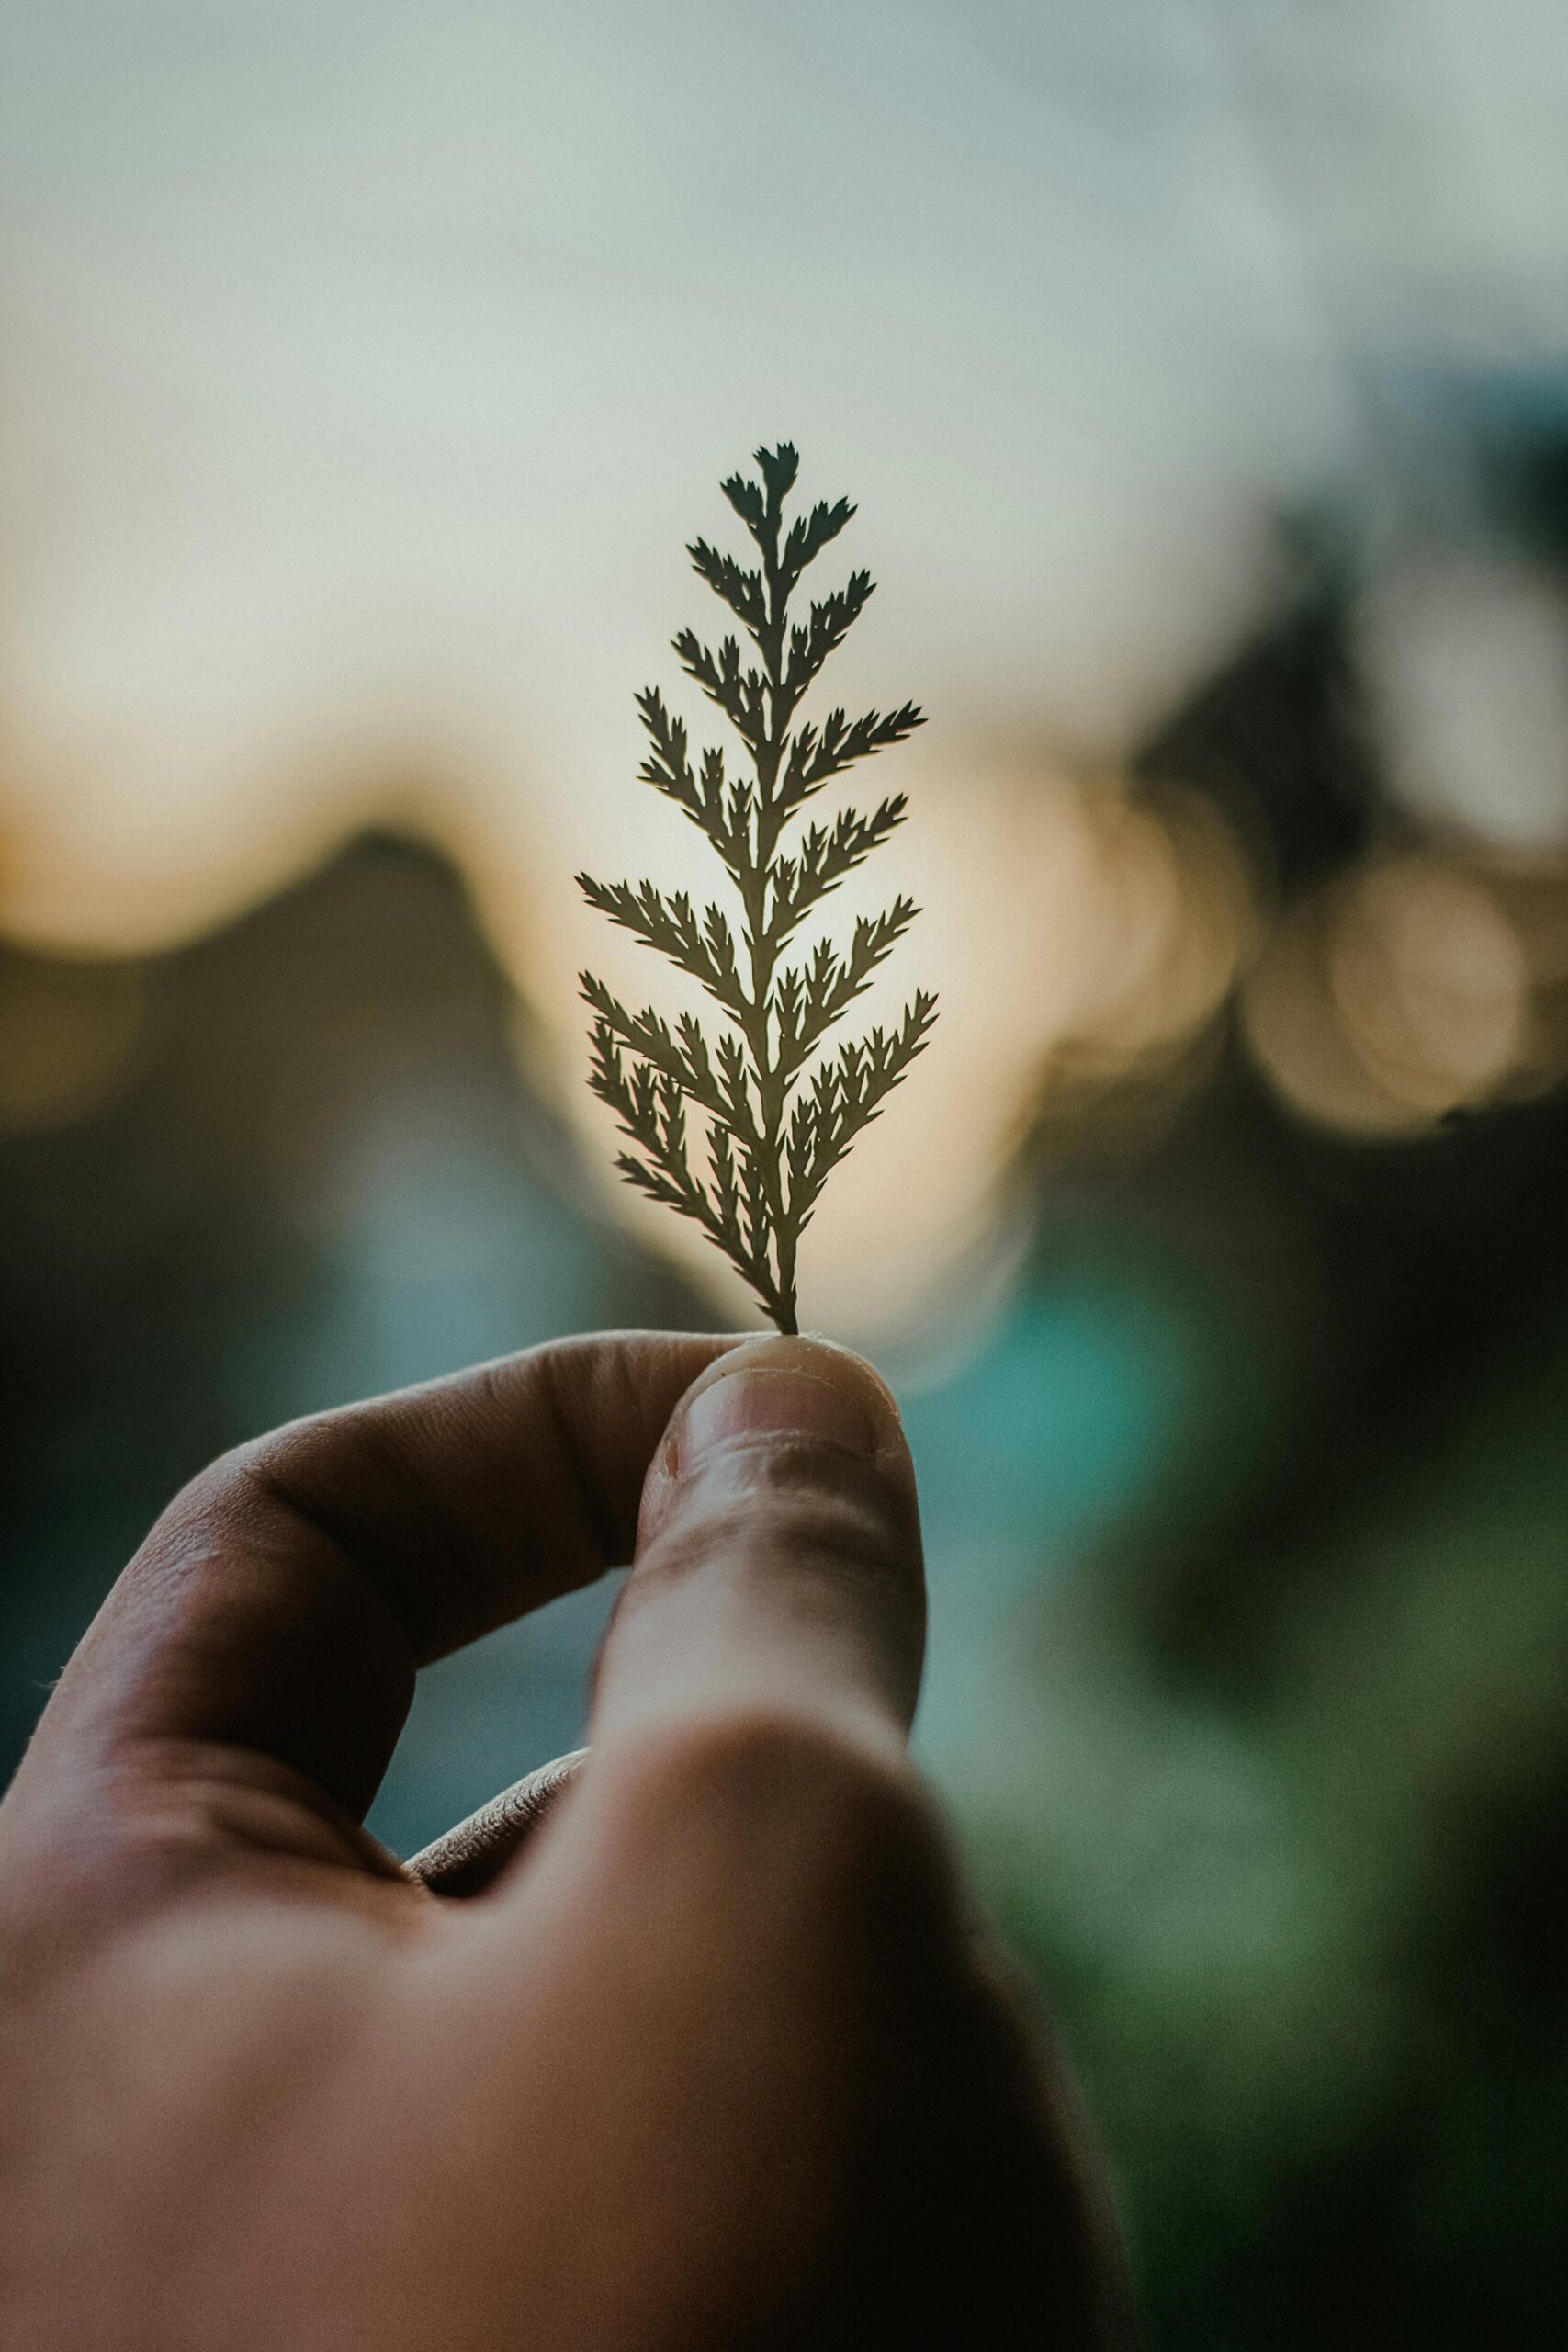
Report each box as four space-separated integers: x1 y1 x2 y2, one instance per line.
638 1446 916 1598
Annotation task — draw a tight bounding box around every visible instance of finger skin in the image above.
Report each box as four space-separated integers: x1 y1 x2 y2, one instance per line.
3 1717 1127 2350
0 1333 735 1917
0 1332 1130 2349
590 1336 926 1763
447 1716 1129 2350
406 1341 927 1895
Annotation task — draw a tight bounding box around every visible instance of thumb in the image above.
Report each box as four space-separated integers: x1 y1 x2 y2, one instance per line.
589 1336 925 1763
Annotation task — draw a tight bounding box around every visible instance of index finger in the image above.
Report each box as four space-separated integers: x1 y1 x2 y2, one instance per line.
4 1333 737 1838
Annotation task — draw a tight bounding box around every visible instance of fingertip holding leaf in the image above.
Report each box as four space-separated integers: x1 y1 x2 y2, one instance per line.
580 445 935 1333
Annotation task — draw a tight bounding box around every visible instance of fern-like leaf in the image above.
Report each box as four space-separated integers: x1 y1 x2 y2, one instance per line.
580 445 934 1329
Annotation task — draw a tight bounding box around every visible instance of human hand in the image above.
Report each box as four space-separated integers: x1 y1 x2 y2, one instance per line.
0 1332 1124 2349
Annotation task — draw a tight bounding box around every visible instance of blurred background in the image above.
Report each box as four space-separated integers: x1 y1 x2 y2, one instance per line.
5 1 1568 2339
